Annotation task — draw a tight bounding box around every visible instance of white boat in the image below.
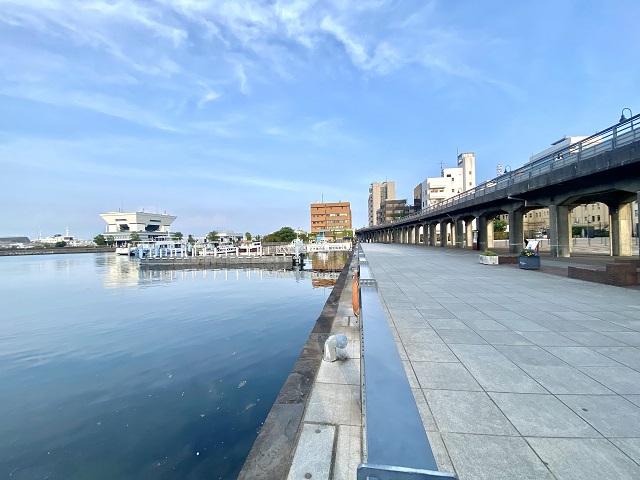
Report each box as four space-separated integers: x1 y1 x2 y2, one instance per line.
115 246 134 256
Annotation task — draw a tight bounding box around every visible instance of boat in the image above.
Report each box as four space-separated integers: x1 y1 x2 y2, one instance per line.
115 245 134 256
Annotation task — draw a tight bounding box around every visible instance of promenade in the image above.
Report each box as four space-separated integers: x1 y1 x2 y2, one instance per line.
360 243 640 480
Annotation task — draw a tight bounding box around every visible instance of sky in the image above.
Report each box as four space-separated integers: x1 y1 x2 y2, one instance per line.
1 0 639 239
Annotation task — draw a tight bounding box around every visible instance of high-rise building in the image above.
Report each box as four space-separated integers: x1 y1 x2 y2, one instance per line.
368 181 396 226
310 201 352 237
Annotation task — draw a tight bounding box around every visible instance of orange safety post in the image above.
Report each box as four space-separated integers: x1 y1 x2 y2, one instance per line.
352 269 360 317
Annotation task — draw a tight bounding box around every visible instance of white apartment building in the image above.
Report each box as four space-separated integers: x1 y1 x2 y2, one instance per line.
418 153 476 210
368 181 396 226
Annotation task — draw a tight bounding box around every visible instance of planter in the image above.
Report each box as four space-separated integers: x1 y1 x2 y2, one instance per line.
479 254 499 265
519 255 540 270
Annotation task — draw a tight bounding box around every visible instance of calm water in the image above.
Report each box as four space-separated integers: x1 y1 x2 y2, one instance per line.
0 253 341 480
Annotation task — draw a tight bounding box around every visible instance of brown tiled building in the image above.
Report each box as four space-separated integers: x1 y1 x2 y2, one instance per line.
310 201 352 236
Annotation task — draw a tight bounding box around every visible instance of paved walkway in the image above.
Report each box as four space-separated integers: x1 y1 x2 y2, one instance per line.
360 243 640 480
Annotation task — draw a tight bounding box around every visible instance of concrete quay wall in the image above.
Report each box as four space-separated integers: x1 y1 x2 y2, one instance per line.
139 255 295 268
0 246 115 256
237 251 354 480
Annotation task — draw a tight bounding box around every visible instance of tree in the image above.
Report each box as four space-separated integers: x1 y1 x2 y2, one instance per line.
105 235 115 246
340 229 353 239
206 231 219 243
94 234 106 246
130 232 141 243
173 231 184 241
245 232 252 241
494 219 508 233
254 235 261 241
54 241 67 248
188 234 196 245
262 226 297 243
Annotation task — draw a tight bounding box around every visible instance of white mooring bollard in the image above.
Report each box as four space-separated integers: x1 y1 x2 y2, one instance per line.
323 334 348 362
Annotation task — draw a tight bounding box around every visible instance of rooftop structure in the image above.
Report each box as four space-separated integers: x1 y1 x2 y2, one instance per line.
99 211 177 245
417 153 476 210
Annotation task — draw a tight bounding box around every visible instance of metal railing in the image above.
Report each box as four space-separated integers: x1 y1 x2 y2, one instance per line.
357 247 457 479
362 114 639 232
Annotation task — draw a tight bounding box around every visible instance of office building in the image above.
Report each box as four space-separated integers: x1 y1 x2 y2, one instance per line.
368 181 396 226
310 201 352 237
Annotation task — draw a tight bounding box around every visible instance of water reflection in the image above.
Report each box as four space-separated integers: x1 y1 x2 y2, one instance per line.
0 252 334 480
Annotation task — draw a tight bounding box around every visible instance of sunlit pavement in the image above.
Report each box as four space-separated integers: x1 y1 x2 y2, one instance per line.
360 243 640 480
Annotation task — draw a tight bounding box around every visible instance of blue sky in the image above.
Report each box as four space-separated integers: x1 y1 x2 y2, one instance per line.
1 0 638 239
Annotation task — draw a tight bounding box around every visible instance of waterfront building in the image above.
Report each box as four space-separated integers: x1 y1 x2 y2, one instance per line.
417 153 476 210
368 181 396 226
99 211 177 245
310 201 352 237
376 199 414 224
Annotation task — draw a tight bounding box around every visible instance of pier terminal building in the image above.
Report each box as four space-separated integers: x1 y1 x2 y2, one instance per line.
99 211 177 245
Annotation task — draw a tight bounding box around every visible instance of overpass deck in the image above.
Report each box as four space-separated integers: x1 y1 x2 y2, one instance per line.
360 243 640 480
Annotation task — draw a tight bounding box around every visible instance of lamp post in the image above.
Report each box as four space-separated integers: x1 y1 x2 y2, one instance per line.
620 108 634 130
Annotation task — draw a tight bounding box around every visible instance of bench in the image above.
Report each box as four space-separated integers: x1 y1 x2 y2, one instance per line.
356 247 457 480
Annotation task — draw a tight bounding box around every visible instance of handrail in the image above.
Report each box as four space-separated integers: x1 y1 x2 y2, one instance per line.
360 114 639 232
357 246 457 479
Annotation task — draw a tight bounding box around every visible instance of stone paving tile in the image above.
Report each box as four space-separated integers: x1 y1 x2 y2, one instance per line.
424 390 517 435
417 308 458 320
526 437 640 480
286 423 335 480
389 315 431 329
435 329 488 345
402 360 420 389
404 342 458 362
424 318 471 330
412 388 438 432
610 438 640 464
543 346 621 367
488 392 600 437
493 316 551 331
332 425 361 480
315 357 360 386
412 361 482 391
602 331 640 346
496 345 568 367
516 331 581 346
424 432 455 473
517 364 613 394
559 395 640 437
579 366 640 394
449 344 546 393
531 317 590 332
442 433 555 480
458 318 508 331
623 395 640 407
592 347 640 369
304 383 361 426
559 330 628 346
568 317 634 332
476 330 533 345
396 327 444 344
451 311 494 321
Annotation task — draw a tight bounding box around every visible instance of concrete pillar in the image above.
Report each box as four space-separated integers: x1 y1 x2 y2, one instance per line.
549 204 571 257
455 219 465 248
465 219 474 248
439 221 447 247
610 202 633 256
477 216 495 251
429 223 437 246
508 210 525 253
415 225 420 245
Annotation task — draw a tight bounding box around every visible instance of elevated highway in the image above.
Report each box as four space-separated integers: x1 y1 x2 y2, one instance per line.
357 115 640 257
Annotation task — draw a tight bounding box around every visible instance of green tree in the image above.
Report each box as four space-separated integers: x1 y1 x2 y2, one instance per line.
263 226 297 243
188 234 196 245
494 219 508 232
254 235 261 241
94 234 106 246
172 231 184 241
340 229 353 239
130 232 141 243
54 240 67 248
245 232 252 241
206 231 219 242
105 235 115 246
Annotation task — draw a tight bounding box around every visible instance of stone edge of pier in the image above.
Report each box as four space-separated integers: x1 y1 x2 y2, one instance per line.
237 250 354 480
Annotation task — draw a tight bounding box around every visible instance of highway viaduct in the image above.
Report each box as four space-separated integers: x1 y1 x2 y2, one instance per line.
357 116 640 258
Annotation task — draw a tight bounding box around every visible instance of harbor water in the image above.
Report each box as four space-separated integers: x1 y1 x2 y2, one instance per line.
0 253 345 480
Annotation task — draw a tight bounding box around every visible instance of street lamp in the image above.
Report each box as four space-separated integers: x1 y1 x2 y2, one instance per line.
620 107 634 132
